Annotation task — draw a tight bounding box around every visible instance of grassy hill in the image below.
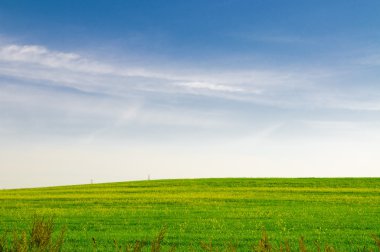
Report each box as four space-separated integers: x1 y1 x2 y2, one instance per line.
1 178 380 251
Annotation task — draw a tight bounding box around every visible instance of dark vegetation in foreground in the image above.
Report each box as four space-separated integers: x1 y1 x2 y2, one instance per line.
1 217 380 252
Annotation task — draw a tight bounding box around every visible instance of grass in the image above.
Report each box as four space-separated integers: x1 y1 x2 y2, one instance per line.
0 178 380 251
1 217 380 252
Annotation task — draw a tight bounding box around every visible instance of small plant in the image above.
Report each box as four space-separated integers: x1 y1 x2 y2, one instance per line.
0 216 65 252
225 242 238 252
200 240 214 252
11 231 27 252
92 237 97 252
298 236 307 252
110 227 176 252
151 227 167 252
0 231 9 252
372 234 380 250
279 240 290 252
118 240 147 252
254 229 272 252
2 218 380 251
323 244 335 252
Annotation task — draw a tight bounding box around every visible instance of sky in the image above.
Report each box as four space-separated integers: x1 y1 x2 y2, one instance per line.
1 1 380 188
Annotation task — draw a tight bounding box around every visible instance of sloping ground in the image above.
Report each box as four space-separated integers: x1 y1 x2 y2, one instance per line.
1 178 380 251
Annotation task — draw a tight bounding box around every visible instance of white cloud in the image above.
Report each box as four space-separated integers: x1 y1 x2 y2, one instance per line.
0 80 234 146
0 45 79 64
0 44 115 74
1 41 380 129
0 42 320 102
177 81 246 92
2 42 380 186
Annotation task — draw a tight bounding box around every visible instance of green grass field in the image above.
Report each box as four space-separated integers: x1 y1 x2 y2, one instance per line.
1 178 380 251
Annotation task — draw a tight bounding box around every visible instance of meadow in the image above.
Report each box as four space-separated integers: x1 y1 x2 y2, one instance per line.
0 178 380 251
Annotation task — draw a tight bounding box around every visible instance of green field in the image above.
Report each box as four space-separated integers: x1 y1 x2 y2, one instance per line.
1 178 380 251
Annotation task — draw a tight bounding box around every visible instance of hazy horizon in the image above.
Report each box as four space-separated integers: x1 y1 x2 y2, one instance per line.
1 1 380 189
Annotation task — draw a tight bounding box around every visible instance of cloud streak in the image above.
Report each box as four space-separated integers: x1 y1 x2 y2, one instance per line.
0 42 321 104
1 41 380 145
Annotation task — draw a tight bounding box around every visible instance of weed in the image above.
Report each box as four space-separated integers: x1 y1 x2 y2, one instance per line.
254 229 272 252
0 216 65 252
3 220 380 251
200 240 213 252
151 227 167 252
299 236 307 252
279 240 290 252
372 234 380 250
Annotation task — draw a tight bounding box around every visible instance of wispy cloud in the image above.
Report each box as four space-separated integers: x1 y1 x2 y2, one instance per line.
0 41 338 121
176 81 246 93
0 42 317 102
0 45 82 67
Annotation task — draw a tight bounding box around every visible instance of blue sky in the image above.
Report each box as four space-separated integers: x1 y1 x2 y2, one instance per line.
1 1 380 188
